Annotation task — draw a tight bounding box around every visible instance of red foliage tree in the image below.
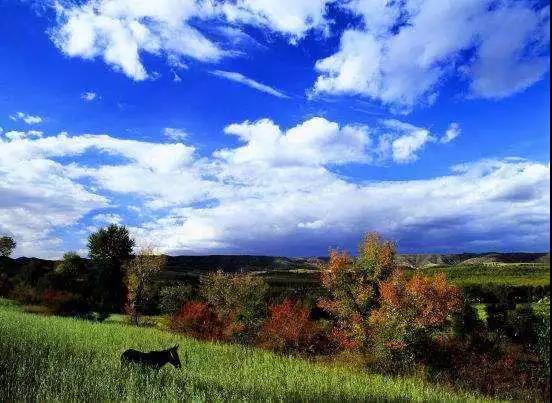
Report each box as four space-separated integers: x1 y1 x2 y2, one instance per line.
368 271 462 370
259 299 316 353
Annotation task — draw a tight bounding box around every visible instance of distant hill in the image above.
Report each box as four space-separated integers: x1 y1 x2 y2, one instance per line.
1 252 549 274
396 252 550 268
164 255 323 273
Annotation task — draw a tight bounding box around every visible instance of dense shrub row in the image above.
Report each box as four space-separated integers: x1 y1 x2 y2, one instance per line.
462 283 550 303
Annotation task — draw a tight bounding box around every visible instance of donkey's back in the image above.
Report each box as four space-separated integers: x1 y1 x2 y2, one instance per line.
121 349 150 365
121 346 181 369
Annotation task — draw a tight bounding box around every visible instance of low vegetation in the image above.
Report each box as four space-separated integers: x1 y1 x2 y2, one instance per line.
0 299 479 401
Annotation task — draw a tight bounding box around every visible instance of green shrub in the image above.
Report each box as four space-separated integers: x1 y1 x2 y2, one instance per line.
158 284 193 314
200 272 268 343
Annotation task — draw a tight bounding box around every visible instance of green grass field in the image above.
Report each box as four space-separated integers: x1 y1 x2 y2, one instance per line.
417 263 550 287
0 299 487 402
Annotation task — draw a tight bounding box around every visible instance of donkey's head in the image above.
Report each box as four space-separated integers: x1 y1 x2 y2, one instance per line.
168 345 181 368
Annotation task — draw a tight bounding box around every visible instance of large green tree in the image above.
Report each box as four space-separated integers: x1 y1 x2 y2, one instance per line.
88 224 135 316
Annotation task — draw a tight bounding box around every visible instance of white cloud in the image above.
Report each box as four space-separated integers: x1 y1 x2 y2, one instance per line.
50 0 330 81
130 158 549 255
210 70 290 98
163 127 188 141
51 0 224 80
386 123 434 163
81 91 97 101
9 112 43 125
313 0 550 108
217 117 371 166
220 0 330 43
3 130 43 141
440 122 461 144
92 213 122 224
1 121 548 257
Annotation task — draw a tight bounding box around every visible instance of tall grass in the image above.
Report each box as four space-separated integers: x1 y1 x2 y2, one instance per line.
0 299 486 401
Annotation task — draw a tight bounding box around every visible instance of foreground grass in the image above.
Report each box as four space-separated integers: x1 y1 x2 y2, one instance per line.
0 299 485 401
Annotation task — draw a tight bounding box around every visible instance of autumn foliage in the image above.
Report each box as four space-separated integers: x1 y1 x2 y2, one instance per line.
170 301 224 341
318 232 397 350
368 271 462 371
259 299 316 353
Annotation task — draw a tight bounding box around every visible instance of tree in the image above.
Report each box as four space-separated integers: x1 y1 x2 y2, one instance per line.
55 252 86 278
88 224 135 266
369 271 462 372
51 251 91 298
318 232 396 351
0 236 16 258
124 247 165 325
88 224 135 316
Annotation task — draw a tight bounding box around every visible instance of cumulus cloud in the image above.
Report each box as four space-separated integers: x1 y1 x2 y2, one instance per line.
50 0 330 80
0 121 548 257
216 117 371 166
129 158 549 255
9 112 43 125
210 70 289 98
382 120 434 164
313 0 550 108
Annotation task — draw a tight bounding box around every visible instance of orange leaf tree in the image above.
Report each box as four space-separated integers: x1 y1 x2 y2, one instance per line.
369 271 462 370
318 232 397 351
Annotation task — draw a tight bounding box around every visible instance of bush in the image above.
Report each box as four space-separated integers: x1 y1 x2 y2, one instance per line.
485 303 509 333
258 299 331 355
0 273 13 296
170 301 225 341
452 301 482 339
449 338 548 400
13 261 50 288
41 289 90 316
158 284 193 314
200 272 268 342
9 285 41 305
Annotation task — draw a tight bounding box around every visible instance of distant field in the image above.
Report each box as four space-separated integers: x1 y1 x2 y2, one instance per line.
414 263 550 287
0 299 484 402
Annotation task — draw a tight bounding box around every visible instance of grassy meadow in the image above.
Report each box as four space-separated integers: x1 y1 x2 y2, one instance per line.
0 299 485 402
418 263 550 287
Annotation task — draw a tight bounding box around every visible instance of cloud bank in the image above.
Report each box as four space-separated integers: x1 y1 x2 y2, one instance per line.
1 119 548 258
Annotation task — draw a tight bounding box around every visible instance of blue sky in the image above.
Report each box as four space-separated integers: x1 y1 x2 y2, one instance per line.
0 0 550 258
